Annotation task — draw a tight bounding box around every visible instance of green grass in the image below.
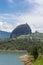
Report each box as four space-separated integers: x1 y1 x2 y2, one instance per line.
33 56 43 65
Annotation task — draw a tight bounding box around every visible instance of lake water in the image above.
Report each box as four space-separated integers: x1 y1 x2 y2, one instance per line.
0 52 26 65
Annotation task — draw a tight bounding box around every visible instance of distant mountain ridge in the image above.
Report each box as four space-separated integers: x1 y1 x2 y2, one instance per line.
0 30 11 39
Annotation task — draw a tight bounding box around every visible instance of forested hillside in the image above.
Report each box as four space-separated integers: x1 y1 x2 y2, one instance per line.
0 36 43 53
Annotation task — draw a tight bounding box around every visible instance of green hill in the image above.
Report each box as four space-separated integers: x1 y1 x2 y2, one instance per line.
17 33 43 40
0 33 43 52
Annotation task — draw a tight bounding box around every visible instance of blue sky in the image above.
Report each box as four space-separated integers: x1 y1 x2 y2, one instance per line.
0 0 43 32
0 0 34 13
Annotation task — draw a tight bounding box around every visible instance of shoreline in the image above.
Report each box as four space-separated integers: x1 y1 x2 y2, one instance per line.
0 50 27 53
20 55 33 65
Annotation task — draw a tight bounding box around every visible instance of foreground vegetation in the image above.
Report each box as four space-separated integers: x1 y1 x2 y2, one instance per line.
0 38 43 52
33 56 43 65
0 33 43 65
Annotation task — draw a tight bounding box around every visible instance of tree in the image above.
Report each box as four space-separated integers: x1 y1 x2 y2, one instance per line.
32 46 39 61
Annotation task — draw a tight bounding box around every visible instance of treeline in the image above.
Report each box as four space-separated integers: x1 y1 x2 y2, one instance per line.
0 38 43 53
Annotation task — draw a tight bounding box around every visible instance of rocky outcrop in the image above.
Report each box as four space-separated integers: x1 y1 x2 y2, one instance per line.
10 23 32 38
20 55 33 65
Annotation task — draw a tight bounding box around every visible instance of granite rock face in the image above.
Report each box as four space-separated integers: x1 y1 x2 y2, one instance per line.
10 24 32 38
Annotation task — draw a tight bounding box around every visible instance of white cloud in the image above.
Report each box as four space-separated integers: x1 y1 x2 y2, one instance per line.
26 0 43 15
0 21 15 32
15 14 43 33
27 0 43 4
0 13 43 33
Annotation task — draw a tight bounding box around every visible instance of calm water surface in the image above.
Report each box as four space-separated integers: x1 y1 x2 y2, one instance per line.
0 52 27 65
